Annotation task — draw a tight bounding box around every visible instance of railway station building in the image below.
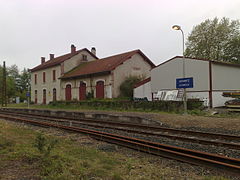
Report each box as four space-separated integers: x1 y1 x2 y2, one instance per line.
30 45 155 104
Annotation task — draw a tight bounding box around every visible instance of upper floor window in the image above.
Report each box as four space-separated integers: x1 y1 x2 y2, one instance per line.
82 54 87 61
34 74 37 84
61 63 64 75
43 72 46 83
53 70 56 81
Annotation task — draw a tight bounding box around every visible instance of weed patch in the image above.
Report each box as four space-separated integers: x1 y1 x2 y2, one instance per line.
0 120 233 180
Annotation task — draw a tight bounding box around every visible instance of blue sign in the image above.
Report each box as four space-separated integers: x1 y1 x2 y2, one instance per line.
176 77 193 89
26 92 30 97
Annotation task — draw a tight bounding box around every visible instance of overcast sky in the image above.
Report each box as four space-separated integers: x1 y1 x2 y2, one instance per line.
0 0 239 70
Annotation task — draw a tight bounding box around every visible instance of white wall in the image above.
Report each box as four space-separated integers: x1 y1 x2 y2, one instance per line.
212 91 235 107
134 81 152 101
212 63 240 90
151 57 209 93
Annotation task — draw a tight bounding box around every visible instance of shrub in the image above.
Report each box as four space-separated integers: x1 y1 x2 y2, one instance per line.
48 99 203 112
119 76 143 98
33 133 58 157
86 90 94 100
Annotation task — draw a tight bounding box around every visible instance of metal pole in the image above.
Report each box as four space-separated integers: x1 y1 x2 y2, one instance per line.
2 61 7 107
28 83 30 108
180 29 187 114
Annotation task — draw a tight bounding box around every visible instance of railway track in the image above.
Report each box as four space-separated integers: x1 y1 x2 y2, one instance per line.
0 111 239 175
0 110 240 150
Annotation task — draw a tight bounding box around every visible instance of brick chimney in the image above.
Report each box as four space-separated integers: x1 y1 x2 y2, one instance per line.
50 54 54 60
91 47 96 56
41 57 45 64
71 44 76 54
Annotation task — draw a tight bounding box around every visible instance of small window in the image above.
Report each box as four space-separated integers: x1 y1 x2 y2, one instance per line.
61 63 64 75
43 72 46 83
82 54 87 61
34 74 37 84
53 70 56 81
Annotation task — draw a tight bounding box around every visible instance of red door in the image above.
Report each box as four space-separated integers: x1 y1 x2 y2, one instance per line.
96 81 104 98
43 89 46 104
79 82 86 100
65 84 72 101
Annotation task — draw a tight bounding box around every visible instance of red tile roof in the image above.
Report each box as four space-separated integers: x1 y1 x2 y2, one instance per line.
134 77 151 88
30 48 98 72
60 49 156 79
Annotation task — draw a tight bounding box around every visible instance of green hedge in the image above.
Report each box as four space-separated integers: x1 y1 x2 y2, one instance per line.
49 99 203 112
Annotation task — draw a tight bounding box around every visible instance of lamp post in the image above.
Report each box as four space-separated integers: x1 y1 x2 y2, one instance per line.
172 25 187 114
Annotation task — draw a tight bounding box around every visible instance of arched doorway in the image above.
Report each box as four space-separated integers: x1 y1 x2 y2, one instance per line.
43 89 46 104
65 84 72 101
96 81 104 98
35 90 38 104
79 82 86 100
53 88 57 102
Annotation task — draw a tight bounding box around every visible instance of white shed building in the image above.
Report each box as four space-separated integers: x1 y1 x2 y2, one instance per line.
133 78 152 101
151 56 240 108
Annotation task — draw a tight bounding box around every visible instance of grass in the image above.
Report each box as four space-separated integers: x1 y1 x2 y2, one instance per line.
0 119 233 179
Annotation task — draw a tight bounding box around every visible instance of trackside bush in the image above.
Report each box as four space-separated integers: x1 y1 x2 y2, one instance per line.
49 99 203 112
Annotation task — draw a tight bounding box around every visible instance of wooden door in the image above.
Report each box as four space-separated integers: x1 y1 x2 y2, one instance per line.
96 81 104 98
43 89 46 104
65 84 72 101
79 82 86 100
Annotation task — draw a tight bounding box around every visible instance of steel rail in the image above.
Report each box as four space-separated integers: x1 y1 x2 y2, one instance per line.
1 111 240 150
0 113 240 175
1 109 240 142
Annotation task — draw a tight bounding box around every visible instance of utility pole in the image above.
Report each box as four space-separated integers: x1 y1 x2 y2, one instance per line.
27 83 30 108
2 61 7 107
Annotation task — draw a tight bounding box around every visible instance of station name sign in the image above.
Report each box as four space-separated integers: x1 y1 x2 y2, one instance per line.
176 77 194 89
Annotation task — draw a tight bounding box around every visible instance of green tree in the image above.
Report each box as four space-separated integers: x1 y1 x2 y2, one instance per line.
18 68 31 101
119 76 142 98
0 64 30 103
223 36 240 63
185 17 240 62
0 65 16 103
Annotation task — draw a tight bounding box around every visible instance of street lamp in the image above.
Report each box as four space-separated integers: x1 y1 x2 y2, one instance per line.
172 25 187 114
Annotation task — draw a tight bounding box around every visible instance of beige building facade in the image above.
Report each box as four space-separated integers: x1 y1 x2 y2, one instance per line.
30 46 155 104
30 45 98 104
60 50 155 100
